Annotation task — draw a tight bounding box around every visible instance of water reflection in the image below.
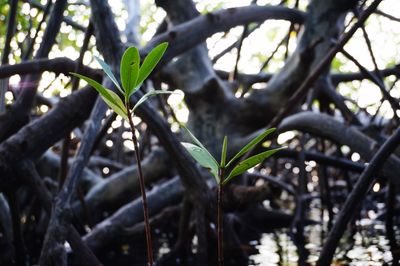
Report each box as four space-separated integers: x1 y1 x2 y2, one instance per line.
249 219 396 265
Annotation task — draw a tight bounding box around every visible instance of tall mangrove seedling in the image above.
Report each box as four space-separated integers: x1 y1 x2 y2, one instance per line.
71 42 171 266
181 127 283 266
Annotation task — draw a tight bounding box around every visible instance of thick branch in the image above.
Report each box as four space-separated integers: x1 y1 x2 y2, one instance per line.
83 176 183 252
39 98 106 265
279 111 400 183
145 5 305 62
317 127 400 265
73 148 171 224
0 87 97 190
0 57 101 80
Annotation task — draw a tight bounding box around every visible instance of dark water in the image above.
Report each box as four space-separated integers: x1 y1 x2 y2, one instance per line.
249 220 396 265
90 198 398 266
93 220 396 266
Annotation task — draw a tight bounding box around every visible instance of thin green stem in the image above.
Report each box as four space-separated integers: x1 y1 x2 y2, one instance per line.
218 167 225 266
125 101 153 266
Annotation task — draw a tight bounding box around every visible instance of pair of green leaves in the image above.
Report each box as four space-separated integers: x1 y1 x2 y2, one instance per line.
181 127 283 185
70 42 170 120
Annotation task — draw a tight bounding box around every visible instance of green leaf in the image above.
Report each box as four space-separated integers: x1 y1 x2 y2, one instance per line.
181 125 208 151
95 56 124 95
102 89 128 120
136 42 168 86
220 136 228 168
181 142 219 182
70 72 128 120
120 46 140 99
181 125 220 181
223 147 284 185
226 128 276 167
131 90 176 113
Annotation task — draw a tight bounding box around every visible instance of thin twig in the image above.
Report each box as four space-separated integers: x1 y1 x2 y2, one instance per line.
375 9 400 23
339 47 400 116
211 24 260 64
23 0 53 60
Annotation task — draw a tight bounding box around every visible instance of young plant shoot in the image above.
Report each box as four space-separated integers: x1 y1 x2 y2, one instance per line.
181 127 283 266
71 42 171 266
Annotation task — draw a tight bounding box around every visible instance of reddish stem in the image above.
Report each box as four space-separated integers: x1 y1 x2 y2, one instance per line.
218 168 225 266
126 102 153 266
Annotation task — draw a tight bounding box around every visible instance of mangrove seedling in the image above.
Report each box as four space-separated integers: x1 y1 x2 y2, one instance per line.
181 127 283 266
71 42 171 266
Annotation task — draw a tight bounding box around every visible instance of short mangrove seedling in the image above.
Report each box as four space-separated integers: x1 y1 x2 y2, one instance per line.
71 42 171 266
181 127 283 266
